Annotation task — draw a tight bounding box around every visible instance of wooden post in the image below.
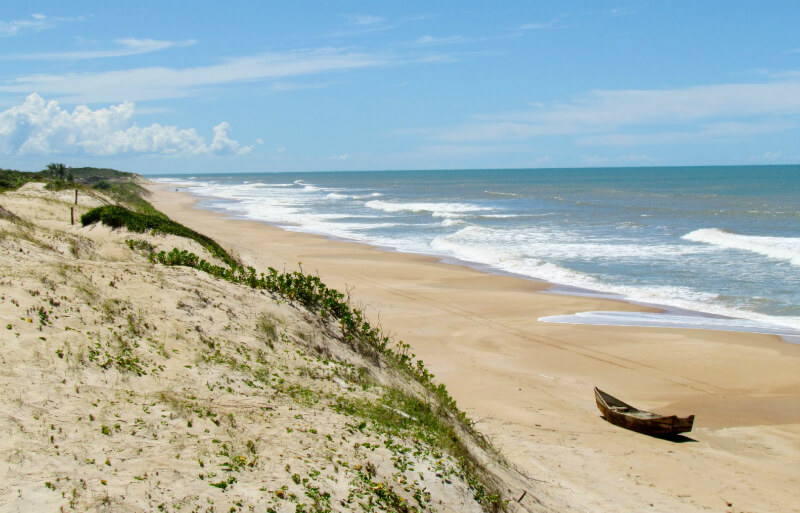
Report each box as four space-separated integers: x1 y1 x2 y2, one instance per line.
70 207 74 225
75 189 78 205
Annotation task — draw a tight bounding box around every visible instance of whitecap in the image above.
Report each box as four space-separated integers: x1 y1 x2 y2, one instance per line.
682 228 800 266
364 200 490 214
484 190 520 197
441 218 465 227
432 212 468 219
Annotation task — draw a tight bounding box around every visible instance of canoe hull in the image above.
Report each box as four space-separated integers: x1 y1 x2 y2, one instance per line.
594 388 694 436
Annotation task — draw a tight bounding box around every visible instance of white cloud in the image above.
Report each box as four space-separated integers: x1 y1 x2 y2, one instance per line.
766 69 800 79
347 14 386 26
209 122 251 155
501 81 800 125
0 13 88 37
3 38 197 60
0 93 251 156
0 48 387 103
271 145 287 160
577 120 794 147
0 15 46 36
415 35 467 45
577 132 692 147
414 144 525 158
436 80 800 143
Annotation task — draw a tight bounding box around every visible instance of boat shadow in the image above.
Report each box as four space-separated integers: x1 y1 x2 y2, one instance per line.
651 432 698 443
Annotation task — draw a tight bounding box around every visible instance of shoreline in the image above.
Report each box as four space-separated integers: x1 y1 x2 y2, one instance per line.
146 181 800 512
162 179 800 342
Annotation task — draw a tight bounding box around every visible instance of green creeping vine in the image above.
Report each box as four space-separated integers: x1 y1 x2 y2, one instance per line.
143 246 503 511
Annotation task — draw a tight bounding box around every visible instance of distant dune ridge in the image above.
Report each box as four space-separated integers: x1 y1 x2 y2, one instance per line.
0 176 542 512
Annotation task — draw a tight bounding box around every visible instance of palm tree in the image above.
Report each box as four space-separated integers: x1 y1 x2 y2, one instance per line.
46 162 67 180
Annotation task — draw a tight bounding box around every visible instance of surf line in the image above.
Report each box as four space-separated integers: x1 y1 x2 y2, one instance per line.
538 310 800 343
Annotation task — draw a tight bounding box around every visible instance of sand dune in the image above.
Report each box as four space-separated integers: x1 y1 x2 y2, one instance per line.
1 182 538 512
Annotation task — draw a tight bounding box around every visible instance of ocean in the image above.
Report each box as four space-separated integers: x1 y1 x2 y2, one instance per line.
154 166 800 339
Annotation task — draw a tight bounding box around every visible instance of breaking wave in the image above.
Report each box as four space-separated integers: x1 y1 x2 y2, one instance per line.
683 228 800 266
364 200 490 216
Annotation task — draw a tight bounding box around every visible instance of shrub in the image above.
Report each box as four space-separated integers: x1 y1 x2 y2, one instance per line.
0 168 44 191
81 205 237 267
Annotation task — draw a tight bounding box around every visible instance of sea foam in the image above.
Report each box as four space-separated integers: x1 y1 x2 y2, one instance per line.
538 311 800 340
682 228 800 266
364 200 490 215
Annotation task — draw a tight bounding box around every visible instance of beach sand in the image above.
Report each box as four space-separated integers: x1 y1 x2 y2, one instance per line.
147 183 800 513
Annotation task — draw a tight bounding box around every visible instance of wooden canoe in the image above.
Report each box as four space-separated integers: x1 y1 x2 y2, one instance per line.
594 387 694 436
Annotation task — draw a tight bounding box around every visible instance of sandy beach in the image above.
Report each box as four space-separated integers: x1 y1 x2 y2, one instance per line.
147 182 800 513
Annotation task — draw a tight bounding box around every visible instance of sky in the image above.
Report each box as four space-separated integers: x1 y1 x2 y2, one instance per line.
1 0 799 174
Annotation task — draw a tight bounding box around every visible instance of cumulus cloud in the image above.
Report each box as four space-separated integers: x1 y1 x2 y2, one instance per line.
209 122 250 155
0 93 251 156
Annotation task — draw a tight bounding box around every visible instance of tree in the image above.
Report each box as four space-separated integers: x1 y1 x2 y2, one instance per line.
46 162 67 180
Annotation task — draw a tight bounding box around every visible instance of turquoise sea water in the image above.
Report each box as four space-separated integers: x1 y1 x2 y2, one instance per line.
155 166 800 336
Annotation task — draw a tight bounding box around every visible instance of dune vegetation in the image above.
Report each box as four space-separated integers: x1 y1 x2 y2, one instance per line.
0 167 536 512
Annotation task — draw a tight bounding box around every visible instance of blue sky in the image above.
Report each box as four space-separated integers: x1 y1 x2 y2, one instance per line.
1 1 799 174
